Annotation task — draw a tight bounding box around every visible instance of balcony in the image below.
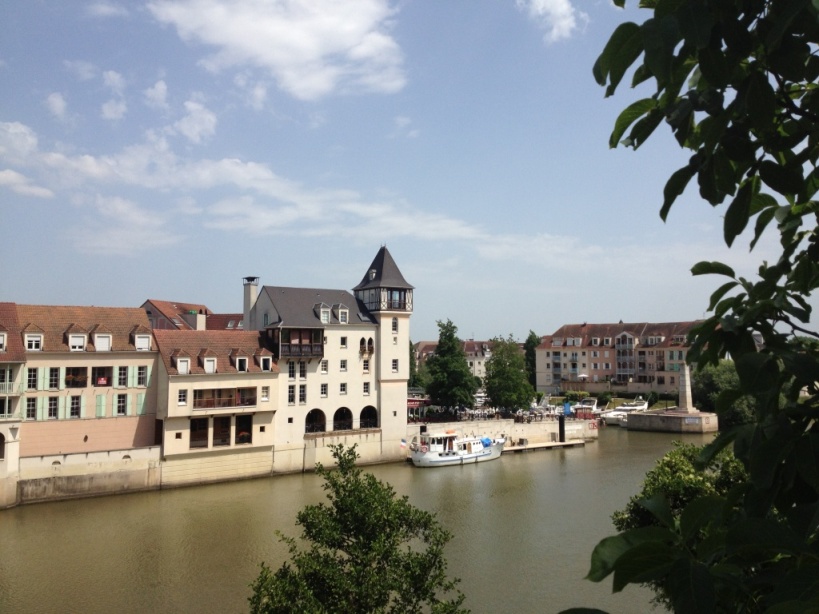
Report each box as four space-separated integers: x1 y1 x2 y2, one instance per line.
280 343 323 358
193 387 257 410
0 382 23 395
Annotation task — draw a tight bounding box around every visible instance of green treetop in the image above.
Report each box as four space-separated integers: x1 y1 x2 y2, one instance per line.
523 330 541 389
425 320 478 409
484 335 534 412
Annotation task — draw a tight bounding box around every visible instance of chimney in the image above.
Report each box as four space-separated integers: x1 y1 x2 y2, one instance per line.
243 277 259 330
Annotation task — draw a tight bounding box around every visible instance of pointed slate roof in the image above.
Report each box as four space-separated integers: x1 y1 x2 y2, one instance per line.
353 246 413 291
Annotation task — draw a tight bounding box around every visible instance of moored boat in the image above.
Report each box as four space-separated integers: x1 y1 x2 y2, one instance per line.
599 396 650 426
409 430 505 467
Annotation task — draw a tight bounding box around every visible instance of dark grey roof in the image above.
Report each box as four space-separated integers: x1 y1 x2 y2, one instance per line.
260 287 376 328
353 246 414 291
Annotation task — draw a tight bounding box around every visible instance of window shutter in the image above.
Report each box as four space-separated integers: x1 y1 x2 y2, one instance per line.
80 396 86 418
96 395 105 418
38 368 46 391
146 365 152 387
128 367 135 388
137 392 146 415
58 397 66 420
36 397 45 421
126 394 133 416
59 367 66 390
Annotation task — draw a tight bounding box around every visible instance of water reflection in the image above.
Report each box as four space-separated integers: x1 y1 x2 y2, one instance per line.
0 428 710 613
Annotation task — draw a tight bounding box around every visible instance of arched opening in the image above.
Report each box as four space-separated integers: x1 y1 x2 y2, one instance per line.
0 433 5 460
367 337 374 352
359 337 366 353
305 409 326 433
333 407 353 431
360 406 378 429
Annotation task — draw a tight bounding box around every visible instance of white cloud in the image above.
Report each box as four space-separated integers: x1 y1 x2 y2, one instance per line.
103 70 126 95
0 121 40 163
147 0 406 100
46 92 67 120
75 194 181 255
86 2 129 18
0 169 54 198
64 59 98 81
234 73 267 110
101 98 127 120
389 115 418 139
172 100 217 143
517 0 588 43
144 80 169 110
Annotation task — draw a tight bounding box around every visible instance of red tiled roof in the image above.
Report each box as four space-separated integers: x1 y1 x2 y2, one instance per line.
153 329 279 375
0 302 26 361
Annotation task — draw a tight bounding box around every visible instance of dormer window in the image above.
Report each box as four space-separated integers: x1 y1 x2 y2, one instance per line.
135 335 151 351
177 358 190 375
95 334 112 351
369 268 376 280
0 333 6 352
69 334 86 351
204 357 216 374
237 357 248 372
603 337 611 346
339 310 348 324
321 309 330 324
591 337 600 346
26 334 42 351
260 356 271 371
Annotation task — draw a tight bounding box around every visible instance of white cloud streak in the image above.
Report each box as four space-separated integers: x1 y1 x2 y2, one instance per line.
46 93 67 120
0 169 54 198
144 80 169 110
171 99 217 143
517 0 588 43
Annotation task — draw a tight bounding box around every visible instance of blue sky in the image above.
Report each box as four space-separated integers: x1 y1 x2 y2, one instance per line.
2 1 813 343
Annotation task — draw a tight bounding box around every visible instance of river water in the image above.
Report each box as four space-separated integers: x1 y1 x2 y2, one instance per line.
0 428 712 613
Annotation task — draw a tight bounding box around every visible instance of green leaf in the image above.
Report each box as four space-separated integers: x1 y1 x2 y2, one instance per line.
594 22 644 96
765 0 811 51
706 281 739 311
679 496 724 541
676 0 713 49
691 261 736 278
666 559 717 613
726 517 808 556
660 165 695 219
638 494 675 528
759 160 805 196
611 542 679 592
628 108 664 148
641 15 680 86
745 71 777 133
585 526 678 582
609 98 657 148
724 180 754 247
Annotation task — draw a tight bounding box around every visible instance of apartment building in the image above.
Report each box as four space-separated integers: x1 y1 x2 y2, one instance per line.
414 339 494 380
535 321 700 395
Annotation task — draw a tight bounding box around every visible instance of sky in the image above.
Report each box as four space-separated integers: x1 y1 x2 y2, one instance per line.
2 0 815 343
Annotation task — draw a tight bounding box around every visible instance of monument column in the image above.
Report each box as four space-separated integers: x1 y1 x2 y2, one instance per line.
678 363 697 414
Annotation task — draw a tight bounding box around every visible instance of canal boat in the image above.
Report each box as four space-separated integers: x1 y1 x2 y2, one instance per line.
574 397 599 415
600 396 650 426
409 431 505 467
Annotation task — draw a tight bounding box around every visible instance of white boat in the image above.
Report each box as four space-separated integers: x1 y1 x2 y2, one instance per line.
409 431 505 467
600 396 649 426
574 397 598 414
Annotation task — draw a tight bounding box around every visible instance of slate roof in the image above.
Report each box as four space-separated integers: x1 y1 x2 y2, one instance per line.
15 304 152 352
259 287 376 328
0 302 27 361
153 329 279 375
353 246 414 291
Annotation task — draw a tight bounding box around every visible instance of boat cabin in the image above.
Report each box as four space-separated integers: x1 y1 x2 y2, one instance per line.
417 433 488 456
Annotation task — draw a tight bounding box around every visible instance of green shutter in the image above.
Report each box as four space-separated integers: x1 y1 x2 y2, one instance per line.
58 396 66 420
80 396 86 418
146 365 152 387
137 392 146 415
128 367 136 388
36 397 44 421
96 394 105 418
126 394 133 416
38 368 46 391
59 367 66 390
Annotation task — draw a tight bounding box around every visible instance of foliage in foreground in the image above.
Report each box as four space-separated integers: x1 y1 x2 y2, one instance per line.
564 0 819 612
691 359 758 428
248 445 467 614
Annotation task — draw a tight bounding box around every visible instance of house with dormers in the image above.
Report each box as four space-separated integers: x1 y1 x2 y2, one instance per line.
142 299 244 332
242 246 413 470
152 329 279 485
535 321 701 395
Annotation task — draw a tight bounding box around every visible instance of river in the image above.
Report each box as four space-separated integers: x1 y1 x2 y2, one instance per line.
0 427 712 613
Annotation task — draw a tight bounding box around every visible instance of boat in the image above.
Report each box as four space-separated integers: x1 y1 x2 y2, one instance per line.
409 430 505 467
600 396 649 426
574 397 599 415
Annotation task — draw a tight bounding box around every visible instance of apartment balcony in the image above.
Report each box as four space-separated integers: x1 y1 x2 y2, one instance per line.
0 382 23 395
0 408 22 421
193 387 257 410
279 343 323 358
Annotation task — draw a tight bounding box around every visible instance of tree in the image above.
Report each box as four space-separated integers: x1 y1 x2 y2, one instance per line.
691 359 756 428
523 330 541 389
249 445 467 614
408 340 423 389
425 320 478 409
484 335 534 412
567 1 819 611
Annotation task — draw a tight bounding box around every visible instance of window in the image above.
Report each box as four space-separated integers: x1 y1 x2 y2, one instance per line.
260 357 271 371
236 414 252 444
261 386 270 402
190 418 208 448
299 384 306 404
340 359 347 372
604 362 611 370
320 383 328 397
118 366 128 387
27 368 38 390
263 313 270 326
288 385 295 404
0 333 5 351
204 358 216 374
137 366 147 386
604 337 611 345
178 389 188 406
135 335 151 351
340 336 347 348
26 398 37 420
177 358 189 375
95 334 111 351
49 367 60 389
117 394 127 416
299 361 306 379
670 376 676 385
48 397 58 419
320 360 328 374
363 359 369 373
320 309 330 324
69 334 86 351
340 383 347 395
213 417 231 446
363 382 370 395
237 357 248 372
26 335 42 350
392 317 399 333
70 396 81 419
392 359 399 373
288 361 296 380
339 310 348 324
